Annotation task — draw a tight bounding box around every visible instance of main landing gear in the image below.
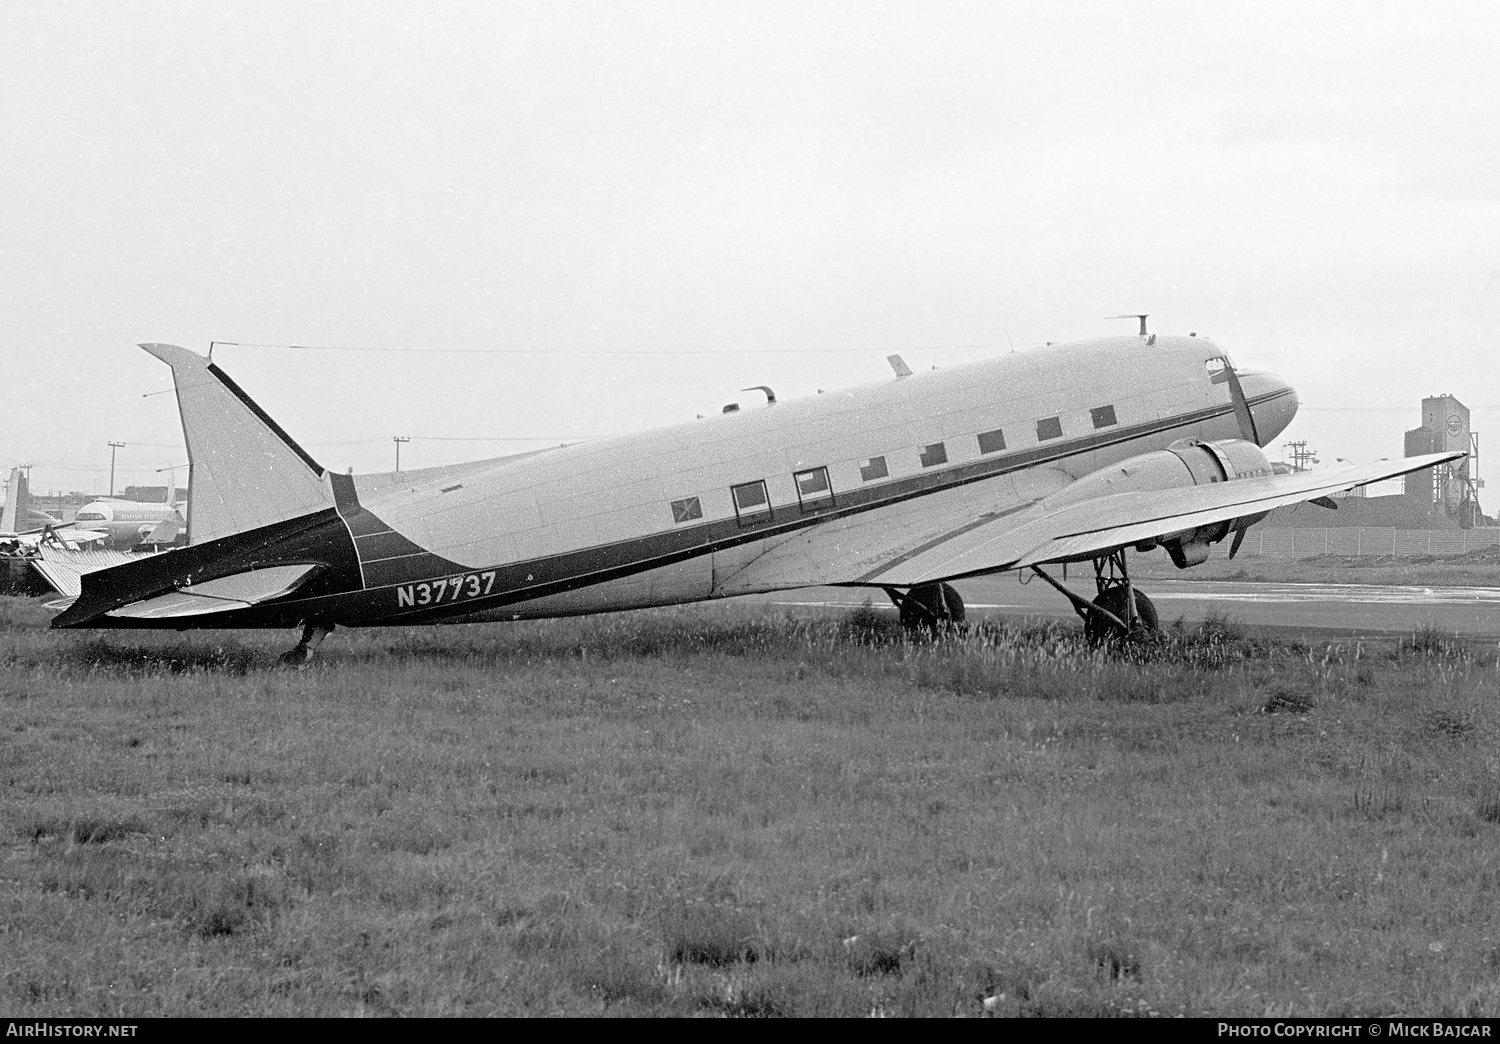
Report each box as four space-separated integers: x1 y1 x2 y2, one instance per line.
885 582 966 637
1028 548 1158 642
279 622 334 666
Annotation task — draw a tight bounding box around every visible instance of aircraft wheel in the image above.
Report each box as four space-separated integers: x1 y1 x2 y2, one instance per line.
899 582 966 636
277 623 333 667
1084 587 1158 642
277 645 312 668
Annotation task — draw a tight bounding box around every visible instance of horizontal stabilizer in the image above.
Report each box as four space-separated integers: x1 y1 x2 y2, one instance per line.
140 517 182 545
141 344 335 545
105 564 323 619
31 547 144 598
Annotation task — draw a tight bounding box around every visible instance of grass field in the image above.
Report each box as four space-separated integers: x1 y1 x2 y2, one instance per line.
4 594 1500 1017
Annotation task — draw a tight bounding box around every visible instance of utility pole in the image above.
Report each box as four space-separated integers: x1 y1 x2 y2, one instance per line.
1283 440 1319 471
393 436 410 473
107 441 125 496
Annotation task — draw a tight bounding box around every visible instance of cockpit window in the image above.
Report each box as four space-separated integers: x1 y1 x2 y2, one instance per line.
75 511 106 521
1204 358 1226 375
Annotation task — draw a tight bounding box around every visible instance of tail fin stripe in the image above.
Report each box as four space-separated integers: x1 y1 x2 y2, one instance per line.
206 363 324 475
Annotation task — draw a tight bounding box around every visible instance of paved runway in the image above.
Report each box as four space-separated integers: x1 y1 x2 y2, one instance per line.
759 575 1500 640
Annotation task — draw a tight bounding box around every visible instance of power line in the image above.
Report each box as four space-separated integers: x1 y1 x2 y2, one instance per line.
212 339 1023 356
406 435 582 442
304 436 584 447
20 462 181 471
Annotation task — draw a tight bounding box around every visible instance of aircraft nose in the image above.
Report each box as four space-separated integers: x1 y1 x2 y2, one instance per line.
1238 370 1298 444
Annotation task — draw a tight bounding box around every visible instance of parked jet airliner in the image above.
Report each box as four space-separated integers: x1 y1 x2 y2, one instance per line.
51 331 1462 661
71 497 185 549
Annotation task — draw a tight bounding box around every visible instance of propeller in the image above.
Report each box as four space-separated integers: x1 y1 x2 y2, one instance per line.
1219 355 1269 558
1219 357 1261 445
1228 508 1271 560
1228 526 1247 560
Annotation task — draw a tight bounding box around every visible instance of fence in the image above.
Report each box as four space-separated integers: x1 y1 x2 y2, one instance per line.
1235 528 1500 558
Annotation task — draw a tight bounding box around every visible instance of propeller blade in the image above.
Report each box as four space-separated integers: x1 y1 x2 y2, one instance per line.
1220 360 1261 445
1228 525 1247 560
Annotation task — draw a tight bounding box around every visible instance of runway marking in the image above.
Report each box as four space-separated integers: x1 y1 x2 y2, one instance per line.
771 582 1500 610
1148 583 1500 606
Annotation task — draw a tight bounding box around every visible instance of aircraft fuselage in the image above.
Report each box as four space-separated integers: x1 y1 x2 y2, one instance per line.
72 500 181 549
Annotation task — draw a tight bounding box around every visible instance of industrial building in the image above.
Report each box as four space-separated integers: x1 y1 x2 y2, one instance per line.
1405 394 1484 528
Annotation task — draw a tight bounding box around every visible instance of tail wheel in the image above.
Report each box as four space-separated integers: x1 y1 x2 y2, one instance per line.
899 582 966 636
1084 587 1158 642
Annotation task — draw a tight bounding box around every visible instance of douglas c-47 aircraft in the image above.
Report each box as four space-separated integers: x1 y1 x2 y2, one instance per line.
51 330 1463 661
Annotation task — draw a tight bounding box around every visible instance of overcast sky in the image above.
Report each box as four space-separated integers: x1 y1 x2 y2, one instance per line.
3 1 1498 500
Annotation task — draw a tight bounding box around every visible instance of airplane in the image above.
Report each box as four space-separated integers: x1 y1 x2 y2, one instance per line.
50 329 1463 663
2 467 60 534
71 494 186 549
2 467 108 548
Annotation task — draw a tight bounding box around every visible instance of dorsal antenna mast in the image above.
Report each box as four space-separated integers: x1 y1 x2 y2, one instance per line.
1106 314 1150 337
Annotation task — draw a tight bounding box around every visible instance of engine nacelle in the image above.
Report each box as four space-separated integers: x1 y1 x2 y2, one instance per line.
1045 438 1275 568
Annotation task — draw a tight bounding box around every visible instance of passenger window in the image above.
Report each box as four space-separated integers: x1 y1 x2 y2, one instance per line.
1036 417 1063 441
919 443 947 467
977 429 1006 454
670 497 702 523
860 456 888 482
730 480 771 524
793 467 833 511
1090 406 1117 429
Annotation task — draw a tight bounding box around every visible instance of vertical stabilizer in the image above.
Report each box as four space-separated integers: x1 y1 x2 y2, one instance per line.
1 468 23 533
140 344 336 545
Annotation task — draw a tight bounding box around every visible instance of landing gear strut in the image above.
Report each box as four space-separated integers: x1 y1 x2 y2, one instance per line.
279 622 334 666
886 582 965 637
1030 548 1158 642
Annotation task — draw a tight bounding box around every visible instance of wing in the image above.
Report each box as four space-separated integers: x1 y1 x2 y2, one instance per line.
711 465 1076 594
715 451 1465 592
894 451 1463 584
1 522 107 545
